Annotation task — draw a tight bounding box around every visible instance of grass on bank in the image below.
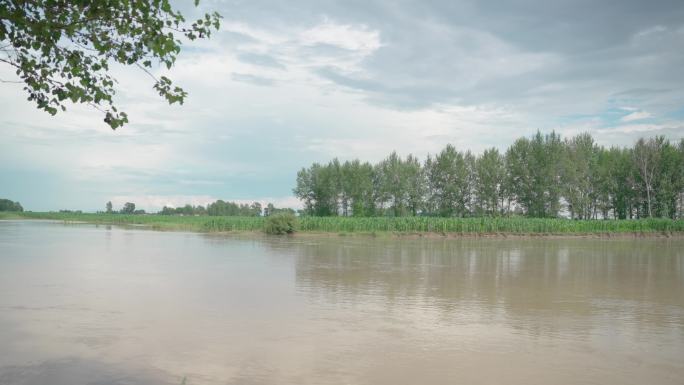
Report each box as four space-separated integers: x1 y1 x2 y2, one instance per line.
3 211 684 235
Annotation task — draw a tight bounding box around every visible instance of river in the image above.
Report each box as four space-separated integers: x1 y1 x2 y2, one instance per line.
0 220 682 384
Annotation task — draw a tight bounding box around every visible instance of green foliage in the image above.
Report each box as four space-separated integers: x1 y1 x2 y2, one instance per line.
0 198 23 212
263 203 295 217
297 216 684 234
294 162 339 216
425 145 473 217
294 132 684 220
5 212 684 235
506 131 564 217
339 160 375 217
474 148 505 216
376 152 425 216
160 204 207 216
158 200 291 217
0 0 221 129
120 202 136 214
12 212 265 232
206 200 262 216
560 133 597 219
263 212 298 235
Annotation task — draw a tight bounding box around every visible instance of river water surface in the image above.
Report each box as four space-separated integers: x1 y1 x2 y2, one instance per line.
0 220 683 385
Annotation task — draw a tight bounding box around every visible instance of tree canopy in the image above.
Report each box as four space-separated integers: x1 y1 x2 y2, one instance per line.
0 198 23 212
0 0 221 129
294 133 684 220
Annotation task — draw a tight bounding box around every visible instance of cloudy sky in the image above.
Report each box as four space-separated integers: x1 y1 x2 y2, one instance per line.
1 0 683 212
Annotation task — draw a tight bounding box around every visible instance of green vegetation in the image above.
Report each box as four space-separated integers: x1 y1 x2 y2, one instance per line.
0 198 23 212
5 212 684 235
297 216 684 234
264 213 299 235
14 212 265 232
0 0 221 129
295 133 684 220
100 200 292 217
0 212 25 220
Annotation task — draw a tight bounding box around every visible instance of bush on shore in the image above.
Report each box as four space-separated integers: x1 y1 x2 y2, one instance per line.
264 213 298 235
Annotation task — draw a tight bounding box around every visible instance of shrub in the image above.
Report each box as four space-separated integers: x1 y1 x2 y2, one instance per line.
264 213 298 235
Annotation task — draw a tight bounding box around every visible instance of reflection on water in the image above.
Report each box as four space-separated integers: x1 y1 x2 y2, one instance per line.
0 221 683 385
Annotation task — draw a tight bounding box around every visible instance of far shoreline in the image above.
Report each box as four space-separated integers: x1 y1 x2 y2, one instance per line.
2 213 684 239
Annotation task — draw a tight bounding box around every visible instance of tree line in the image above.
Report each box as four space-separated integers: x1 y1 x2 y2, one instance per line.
294 132 684 219
0 199 23 212
105 200 293 217
103 201 146 215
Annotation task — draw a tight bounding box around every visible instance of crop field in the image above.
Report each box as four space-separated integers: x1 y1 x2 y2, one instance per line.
4 212 684 235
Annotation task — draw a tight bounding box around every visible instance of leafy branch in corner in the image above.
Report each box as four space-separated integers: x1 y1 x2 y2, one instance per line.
0 0 221 129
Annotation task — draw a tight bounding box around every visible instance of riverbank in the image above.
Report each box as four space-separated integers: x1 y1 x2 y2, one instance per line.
3 212 684 237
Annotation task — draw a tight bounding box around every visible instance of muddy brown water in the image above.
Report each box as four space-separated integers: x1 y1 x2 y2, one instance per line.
0 220 682 385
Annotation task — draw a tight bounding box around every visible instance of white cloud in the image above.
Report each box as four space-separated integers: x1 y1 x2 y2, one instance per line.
634 25 667 39
598 122 679 134
299 19 382 54
621 110 652 122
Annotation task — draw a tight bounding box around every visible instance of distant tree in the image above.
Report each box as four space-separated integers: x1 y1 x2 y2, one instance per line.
0 0 221 129
376 152 412 216
159 204 206 215
293 163 338 216
506 131 563 217
264 202 295 216
264 203 275 217
425 145 471 217
250 202 262 216
652 138 680 218
105 201 113 214
474 148 506 216
292 133 684 220
404 154 426 216
605 147 638 219
561 133 598 219
341 160 376 217
593 147 616 219
633 137 661 217
121 202 135 214
0 198 23 212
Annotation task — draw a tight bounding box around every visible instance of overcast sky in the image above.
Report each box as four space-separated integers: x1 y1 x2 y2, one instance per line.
1 0 683 212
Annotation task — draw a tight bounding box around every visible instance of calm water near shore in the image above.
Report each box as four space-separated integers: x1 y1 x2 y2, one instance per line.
0 220 682 385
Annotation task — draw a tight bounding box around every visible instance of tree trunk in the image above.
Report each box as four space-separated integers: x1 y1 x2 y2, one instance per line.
646 183 652 217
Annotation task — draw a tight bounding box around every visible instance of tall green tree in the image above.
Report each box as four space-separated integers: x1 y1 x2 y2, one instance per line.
474 148 506 216
425 145 471 217
292 133 683 220
340 160 376 217
376 152 410 216
633 137 661 217
121 202 135 214
0 0 221 129
505 137 533 216
561 133 598 219
403 154 425 216
506 131 563 217
652 137 680 218
293 163 338 216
